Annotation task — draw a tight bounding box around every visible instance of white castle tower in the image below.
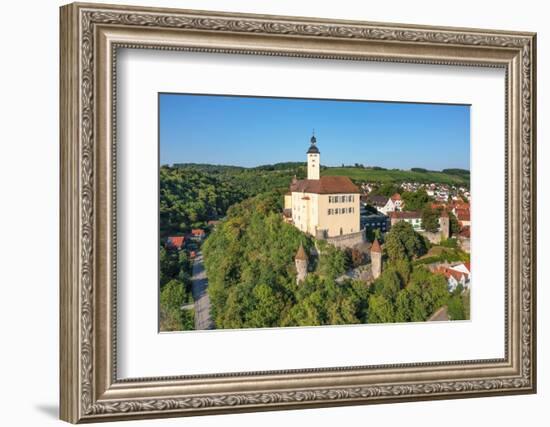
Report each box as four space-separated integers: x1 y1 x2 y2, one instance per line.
307 133 320 180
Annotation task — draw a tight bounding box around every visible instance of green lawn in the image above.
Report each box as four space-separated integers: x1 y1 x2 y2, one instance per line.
322 167 469 186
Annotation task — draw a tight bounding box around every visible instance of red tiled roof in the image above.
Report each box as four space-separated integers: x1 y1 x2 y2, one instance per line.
295 243 308 261
191 229 205 236
459 226 471 238
290 176 360 194
456 208 470 221
366 194 389 206
370 239 382 253
391 193 401 201
389 211 421 219
166 236 185 249
434 266 465 282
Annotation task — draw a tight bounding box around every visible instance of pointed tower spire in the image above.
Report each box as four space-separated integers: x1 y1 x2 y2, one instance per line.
295 242 308 261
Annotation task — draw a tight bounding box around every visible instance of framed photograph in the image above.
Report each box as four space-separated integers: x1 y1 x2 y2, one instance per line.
60 2 537 423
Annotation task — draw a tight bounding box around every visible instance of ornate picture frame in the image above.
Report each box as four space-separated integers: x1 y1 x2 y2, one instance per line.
60 2 536 423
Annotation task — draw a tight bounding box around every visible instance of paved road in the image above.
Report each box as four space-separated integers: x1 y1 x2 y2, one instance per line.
191 252 214 330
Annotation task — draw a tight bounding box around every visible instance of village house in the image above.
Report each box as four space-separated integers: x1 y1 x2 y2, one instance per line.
389 210 423 231
365 194 389 214
165 236 185 250
284 134 361 240
381 193 403 214
190 228 206 241
455 208 471 228
433 262 471 292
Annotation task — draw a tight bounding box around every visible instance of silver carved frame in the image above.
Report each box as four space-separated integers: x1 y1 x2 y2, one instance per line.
59 2 537 423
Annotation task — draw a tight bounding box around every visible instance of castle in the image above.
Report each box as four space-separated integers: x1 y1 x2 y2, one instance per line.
284 135 361 240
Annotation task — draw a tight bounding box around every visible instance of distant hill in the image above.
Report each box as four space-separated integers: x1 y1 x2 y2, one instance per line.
170 163 469 186
253 162 305 171
323 167 469 186
172 163 246 173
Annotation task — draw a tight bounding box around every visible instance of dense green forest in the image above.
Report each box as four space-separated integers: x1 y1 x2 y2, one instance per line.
160 164 306 237
201 192 468 329
159 246 194 331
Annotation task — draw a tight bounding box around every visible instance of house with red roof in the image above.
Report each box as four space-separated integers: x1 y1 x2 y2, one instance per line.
190 229 206 241
165 236 185 250
433 262 471 292
455 208 471 227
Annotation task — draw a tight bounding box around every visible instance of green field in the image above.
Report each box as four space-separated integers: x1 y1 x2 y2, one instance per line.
323 167 469 186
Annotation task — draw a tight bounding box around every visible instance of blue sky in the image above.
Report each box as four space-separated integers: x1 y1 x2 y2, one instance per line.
159 93 470 170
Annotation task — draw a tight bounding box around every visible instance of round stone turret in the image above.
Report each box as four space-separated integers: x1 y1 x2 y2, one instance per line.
370 239 382 280
295 242 309 284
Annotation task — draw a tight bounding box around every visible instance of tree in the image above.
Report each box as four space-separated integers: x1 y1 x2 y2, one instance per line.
447 284 467 320
462 289 471 320
368 295 394 323
407 267 449 321
373 269 401 304
160 247 181 286
159 280 194 331
447 295 465 320
401 189 431 211
384 221 428 262
159 305 184 332
394 291 412 322
317 243 347 279
448 211 461 235
422 207 440 232
346 248 366 268
246 283 286 328
160 279 186 311
371 183 400 197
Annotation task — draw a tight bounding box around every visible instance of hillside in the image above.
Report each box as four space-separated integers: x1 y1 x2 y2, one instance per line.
171 163 470 186
322 167 469 186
